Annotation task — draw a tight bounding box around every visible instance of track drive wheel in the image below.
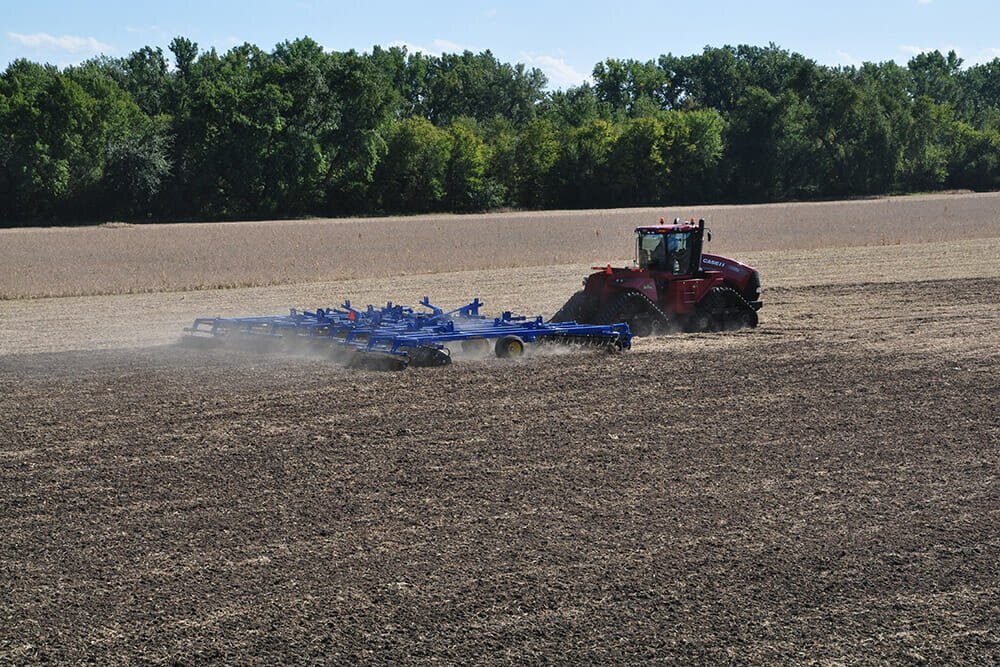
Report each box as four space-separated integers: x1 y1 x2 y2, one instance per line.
494 335 525 359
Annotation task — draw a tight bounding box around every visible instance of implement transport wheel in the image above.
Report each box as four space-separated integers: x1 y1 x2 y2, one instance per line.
494 335 525 359
460 338 491 356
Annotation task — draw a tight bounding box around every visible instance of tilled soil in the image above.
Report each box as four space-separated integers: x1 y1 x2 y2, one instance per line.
2 275 998 664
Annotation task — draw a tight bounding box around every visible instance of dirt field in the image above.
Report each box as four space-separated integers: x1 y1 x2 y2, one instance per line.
1 195 998 663
4 191 1000 299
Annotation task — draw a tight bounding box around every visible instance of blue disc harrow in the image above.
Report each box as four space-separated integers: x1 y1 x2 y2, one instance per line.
184 297 631 370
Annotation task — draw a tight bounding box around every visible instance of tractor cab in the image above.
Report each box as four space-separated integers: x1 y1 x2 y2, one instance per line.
635 218 708 276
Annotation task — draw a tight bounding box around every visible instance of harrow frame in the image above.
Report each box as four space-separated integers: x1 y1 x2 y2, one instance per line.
185 297 631 370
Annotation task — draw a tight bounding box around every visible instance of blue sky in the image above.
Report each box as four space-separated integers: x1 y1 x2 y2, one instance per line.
3 0 998 89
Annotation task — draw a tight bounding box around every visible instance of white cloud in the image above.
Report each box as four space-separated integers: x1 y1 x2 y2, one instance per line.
388 40 441 56
899 43 961 58
386 42 589 88
835 50 863 67
433 39 470 53
7 32 114 56
486 9 497 18
963 48 1000 66
521 52 590 89
899 44 929 57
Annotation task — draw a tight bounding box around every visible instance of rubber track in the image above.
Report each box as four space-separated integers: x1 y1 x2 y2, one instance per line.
549 290 598 323
595 290 672 333
703 286 759 329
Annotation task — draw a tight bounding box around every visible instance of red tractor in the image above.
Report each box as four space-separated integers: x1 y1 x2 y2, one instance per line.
551 218 762 335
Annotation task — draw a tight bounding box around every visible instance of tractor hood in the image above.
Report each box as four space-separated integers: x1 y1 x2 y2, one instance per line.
701 252 761 304
700 252 755 278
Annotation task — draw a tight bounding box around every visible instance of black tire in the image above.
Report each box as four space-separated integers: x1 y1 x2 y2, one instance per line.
494 335 525 358
550 290 597 323
460 338 491 356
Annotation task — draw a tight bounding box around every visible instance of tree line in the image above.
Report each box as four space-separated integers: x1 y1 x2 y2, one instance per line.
2 38 999 225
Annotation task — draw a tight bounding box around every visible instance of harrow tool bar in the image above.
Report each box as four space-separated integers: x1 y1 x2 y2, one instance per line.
185 297 632 370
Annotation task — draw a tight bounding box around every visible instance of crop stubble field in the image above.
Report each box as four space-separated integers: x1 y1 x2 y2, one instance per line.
1 194 998 663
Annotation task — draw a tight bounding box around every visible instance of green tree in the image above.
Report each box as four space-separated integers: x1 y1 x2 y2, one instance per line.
665 46 750 113
725 86 820 200
479 116 517 207
6 37 1000 225
514 117 560 207
0 58 163 221
102 116 171 218
805 67 904 196
419 50 545 125
0 60 64 220
948 122 1000 189
120 46 171 117
900 96 953 190
908 50 963 107
605 116 667 204
661 109 726 201
737 44 819 98
444 117 498 211
538 83 604 127
959 58 1000 127
175 43 290 217
375 116 452 212
169 37 199 78
550 118 616 207
323 49 400 212
267 37 338 214
593 58 673 117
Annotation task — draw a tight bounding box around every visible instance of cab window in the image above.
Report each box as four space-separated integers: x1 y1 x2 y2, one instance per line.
667 233 691 275
637 233 666 269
